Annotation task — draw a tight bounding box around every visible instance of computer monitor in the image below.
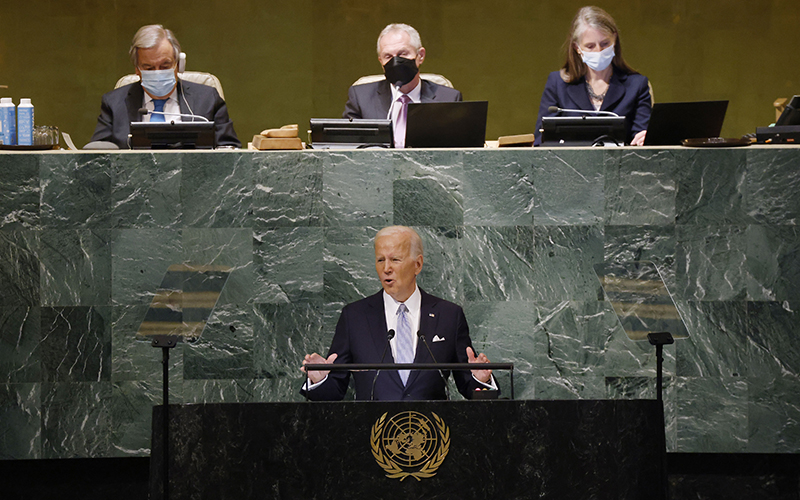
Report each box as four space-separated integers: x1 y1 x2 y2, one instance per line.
129 121 215 149
541 116 627 146
776 95 800 126
405 101 488 148
309 119 392 149
643 100 728 146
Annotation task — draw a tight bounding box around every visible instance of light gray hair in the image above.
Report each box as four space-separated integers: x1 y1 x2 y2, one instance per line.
376 23 422 55
374 226 424 258
129 24 181 68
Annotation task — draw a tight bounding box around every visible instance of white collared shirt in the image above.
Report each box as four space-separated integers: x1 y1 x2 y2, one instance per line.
142 89 181 122
382 286 421 362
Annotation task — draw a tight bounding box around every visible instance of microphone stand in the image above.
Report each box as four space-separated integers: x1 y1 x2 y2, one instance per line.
417 331 451 400
370 329 395 400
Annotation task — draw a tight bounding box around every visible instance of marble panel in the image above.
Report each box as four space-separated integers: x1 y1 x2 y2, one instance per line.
459 149 535 226
746 301 800 381
675 301 750 377
747 373 800 453
604 148 676 225
39 229 112 307
40 153 113 228
0 383 41 459
675 149 750 225
40 306 111 383
676 224 748 300
464 301 540 398
110 380 160 457
745 225 800 301
603 224 677 294
676 376 748 453
41 381 113 458
111 305 183 384
393 177 463 226
182 227 253 306
111 228 183 307
252 151 322 227
323 226 380 308
0 230 40 309
107 152 182 229
460 226 535 302
253 227 323 304
181 152 253 228
746 148 800 225
532 225 604 301
532 149 604 225
415 226 464 303
322 151 393 226
531 301 619 380
0 153 39 229
0 306 41 383
253 301 324 402
182 302 254 380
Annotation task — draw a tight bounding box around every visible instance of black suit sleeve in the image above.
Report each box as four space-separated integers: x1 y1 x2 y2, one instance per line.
89 94 117 145
448 305 488 399
207 88 241 148
342 85 363 119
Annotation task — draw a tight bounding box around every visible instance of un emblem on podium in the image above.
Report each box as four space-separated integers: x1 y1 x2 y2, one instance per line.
370 411 450 481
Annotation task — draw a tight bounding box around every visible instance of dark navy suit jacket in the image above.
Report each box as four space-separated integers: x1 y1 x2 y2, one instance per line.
301 289 485 401
90 80 240 148
534 67 651 145
343 79 463 119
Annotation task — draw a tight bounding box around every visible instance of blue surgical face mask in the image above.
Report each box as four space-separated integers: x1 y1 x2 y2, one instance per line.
580 45 615 72
140 69 177 97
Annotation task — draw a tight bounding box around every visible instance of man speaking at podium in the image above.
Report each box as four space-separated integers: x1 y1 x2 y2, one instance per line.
302 226 496 401
342 23 463 148
89 24 240 148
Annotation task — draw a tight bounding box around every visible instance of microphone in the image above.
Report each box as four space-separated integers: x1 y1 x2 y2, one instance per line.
370 329 396 400
417 330 451 401
137 108 211 122
548 105 620 117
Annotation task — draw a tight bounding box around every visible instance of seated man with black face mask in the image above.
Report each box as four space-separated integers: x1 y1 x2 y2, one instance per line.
89 24 240 149
342 23 463 148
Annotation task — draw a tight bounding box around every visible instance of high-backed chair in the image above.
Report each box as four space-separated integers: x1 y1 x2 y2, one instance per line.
114 71 226 100
352 73 454 88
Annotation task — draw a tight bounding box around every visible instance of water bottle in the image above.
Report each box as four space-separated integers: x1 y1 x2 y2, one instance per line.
0 97 16 146
17 98 34 146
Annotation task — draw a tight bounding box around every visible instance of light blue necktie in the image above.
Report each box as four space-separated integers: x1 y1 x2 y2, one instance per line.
151 99 167 122
395 303 414 385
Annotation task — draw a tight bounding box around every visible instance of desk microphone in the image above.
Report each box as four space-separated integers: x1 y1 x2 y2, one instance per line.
370 329 395 400
417 330 451 401
547 105 620 117
137 108 211 122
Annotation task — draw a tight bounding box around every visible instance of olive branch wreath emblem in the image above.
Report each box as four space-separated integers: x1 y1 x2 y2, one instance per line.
370 411 450 481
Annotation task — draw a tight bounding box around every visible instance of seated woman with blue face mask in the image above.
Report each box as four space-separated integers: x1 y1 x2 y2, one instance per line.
533 6 651 146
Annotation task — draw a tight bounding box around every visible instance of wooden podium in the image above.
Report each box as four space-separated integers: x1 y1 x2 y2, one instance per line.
150 400 665 500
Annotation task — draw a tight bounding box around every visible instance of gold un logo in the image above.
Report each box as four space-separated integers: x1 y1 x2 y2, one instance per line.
370 411 450 481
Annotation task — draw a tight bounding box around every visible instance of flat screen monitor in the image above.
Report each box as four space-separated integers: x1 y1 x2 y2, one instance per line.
776 95 800 126
643 100 728 146
541 116 626 146
405 101 488 148
130 121 215 149
309 119 392 149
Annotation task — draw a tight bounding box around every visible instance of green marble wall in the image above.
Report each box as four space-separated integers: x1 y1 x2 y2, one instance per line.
1 147 799 460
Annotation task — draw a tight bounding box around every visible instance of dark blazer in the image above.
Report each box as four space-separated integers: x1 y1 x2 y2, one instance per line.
89 80 241 148
534 67 651 145
302 289 486 401
343 79 463 119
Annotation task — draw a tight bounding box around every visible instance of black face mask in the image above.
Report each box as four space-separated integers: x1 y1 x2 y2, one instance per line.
383 56 419 88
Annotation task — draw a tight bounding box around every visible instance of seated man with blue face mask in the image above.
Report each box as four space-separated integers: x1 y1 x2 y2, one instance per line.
89 24 240 149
